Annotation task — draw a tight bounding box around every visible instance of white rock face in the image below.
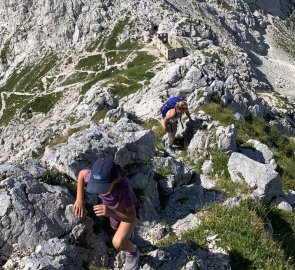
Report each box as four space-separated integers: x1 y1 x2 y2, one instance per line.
228 152 283 203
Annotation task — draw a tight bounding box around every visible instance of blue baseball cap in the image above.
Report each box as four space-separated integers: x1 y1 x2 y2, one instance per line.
86 158 119 194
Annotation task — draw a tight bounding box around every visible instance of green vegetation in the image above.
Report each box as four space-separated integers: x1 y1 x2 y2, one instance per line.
22 92 63 114
273 19 295 59
284 12 295 28
91 107 109 123
118 37 142 51
106 51 131 65
75 54 104 72
209 149 230 180
109 82 141 98
182 200 295 270
142 118 165 146
0 54 59 93
65 56 73 65
37 169 76 196
61 72 90 86
47 124 90 148
133 188 145 207
124 52 157 81
268 206 295 262
154 166 173 179
0 93 31 125
198 103 235 125
81 72 108 94
85 35 103 52
156 232 178 247
0 90 59 125
0 40 10 60
81 52 156 96
220 1 233 11
204 51 223 65
105 18 130 50
199 102 295 191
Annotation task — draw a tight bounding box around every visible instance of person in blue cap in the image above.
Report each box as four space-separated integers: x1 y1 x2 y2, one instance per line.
73 157 140 270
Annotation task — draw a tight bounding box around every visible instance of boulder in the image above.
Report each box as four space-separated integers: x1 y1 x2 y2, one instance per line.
42 119 155 179
0 174 108 268
241 139 275 165
216 124 237 153
228 152 283 203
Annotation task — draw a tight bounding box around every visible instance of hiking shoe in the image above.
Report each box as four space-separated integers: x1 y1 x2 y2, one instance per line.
166 145 176 154
123 246 140 270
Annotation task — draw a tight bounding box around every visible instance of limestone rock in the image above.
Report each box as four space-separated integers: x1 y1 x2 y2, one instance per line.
228 152 283 203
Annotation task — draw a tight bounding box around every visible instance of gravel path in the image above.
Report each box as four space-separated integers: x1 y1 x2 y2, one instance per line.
257 21 295 100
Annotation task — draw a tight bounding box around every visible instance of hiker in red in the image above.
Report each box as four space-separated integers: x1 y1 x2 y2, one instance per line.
161 99 192 154
73 158 140 270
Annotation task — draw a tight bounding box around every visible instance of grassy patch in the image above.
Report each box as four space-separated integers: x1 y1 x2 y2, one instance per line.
105 18 130 50
118 38 142 51
109 82 141 98
215 177 251 197
204 51 223 65
209 149 230 180
273 19 295 59
233 117 295 190
106 51 131 65
268 206 295 264
199 102 295 191
81 52 157 95
154 166 173 179
142 118 165 144
22 92 63 114
102 17 142 51
37 169 76 196
47 124 90 148
220 1 233 11
91 107 109 123
156 232 178 247
61 72 90 86
0 94 31 125
75 54 104 72
198 103 235 125
85 36 103 52
182 200 295 270
122 52 157 81
284 12 295 28
0 54 59 93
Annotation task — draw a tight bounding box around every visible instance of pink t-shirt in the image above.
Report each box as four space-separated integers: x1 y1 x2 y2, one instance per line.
83 170 140 229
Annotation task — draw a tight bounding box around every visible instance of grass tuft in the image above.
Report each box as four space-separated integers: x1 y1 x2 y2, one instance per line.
181 200 295 270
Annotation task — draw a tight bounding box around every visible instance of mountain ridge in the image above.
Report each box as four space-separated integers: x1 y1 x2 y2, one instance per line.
0 1 295 269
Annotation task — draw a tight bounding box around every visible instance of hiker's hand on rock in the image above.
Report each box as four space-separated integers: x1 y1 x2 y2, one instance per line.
93 204 112 217
73 200 85 218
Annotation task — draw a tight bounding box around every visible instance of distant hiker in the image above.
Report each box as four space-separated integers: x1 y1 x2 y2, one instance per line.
161 97 192 154
73 157 140 270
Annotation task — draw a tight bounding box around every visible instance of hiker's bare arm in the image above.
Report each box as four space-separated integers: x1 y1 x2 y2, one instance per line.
94 204 137 223
73 170 87 218
163 109 176 130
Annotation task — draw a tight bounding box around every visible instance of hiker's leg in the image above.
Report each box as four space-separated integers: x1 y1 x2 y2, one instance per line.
167 122 177 146
112 220 138 252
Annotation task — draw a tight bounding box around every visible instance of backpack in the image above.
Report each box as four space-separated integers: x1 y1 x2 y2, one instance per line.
161 96 182 118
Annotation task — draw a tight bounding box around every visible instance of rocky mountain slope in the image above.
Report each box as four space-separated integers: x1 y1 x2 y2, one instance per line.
0 0 295 269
